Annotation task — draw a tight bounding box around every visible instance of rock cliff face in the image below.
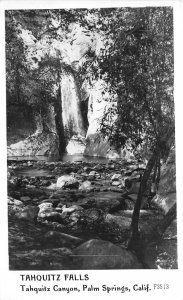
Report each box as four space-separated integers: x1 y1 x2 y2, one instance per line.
152 147 176 213
84 80 119 158
7 104 59 157
7 24 120 158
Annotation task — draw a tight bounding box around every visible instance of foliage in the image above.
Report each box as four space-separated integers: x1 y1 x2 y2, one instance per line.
79 7 175 244
6 7 174 155
6 11 28 105
81 7 174 158
5 9 86 113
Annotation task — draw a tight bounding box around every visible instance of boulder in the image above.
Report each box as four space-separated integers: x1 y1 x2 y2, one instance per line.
38 202 66 223
62 205 83 214
8 197 24 207
56 175 79 189
20 196 31 202
77 192 124 212
95 192 125 211
36 147 49 156
39 179 51 187
111 180 122 186
66 210 85 228
152 193 176 214
76 198 95 209
38 202 53 217
8 197 25 215
152 148 176 213
79 180 92 190
66 136 86 155
7 131 59 158
38 211 66 223
15 205 39 221
104 213 131 230
93 164 105 172
89 171 96 176
106 150 120 160
72 239 142 269
94 198 121 212
111 174 122 181
40 198 60 207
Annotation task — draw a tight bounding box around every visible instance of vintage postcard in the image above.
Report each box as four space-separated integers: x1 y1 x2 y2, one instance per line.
0 0 183 299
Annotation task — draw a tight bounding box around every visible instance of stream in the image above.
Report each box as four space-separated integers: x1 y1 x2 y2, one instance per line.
8 154 109 163
9 154 109 177
7 155 177 270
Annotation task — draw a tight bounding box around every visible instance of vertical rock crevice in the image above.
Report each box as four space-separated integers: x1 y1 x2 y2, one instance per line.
54 83 67 156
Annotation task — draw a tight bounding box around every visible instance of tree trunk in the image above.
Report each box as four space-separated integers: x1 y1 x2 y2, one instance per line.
128 143 176 262
128 148 158 249
155 155 161 189
151 154 161 194
54 83 66 156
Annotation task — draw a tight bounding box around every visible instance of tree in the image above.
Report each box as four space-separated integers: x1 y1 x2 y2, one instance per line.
81 7 175 247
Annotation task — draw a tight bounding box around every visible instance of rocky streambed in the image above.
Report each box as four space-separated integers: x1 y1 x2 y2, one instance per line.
7 158 177 270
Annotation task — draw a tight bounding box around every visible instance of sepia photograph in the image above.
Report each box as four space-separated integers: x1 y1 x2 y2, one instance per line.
5 5 178 272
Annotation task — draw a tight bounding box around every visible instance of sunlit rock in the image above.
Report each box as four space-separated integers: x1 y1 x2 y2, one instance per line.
56 175 79 189
66 135 86 154
84 79 118 158
8 197 23 207
111 174 122 181
79 180 92 191
7 132 59 157
38 202 53 217
62 204 83 214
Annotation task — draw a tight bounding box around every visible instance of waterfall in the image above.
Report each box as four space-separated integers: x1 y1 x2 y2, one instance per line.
61 73 85 138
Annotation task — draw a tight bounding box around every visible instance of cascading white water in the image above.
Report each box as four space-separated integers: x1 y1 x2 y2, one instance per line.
61 73 85 138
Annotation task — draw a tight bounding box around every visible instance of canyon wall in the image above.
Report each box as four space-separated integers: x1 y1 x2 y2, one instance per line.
7 24 121 158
